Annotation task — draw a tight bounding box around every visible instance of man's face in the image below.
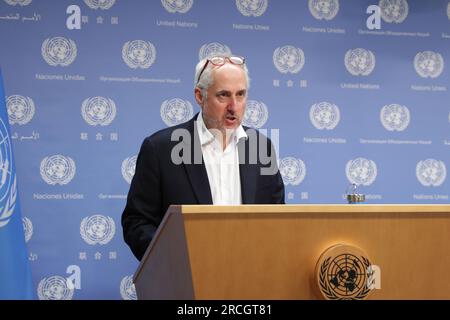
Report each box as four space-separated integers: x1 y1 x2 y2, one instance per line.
195 63 247 131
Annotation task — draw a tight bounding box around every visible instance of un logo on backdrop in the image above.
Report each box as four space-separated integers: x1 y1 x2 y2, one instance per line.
84 0 115 10
379 0 408 23
37 276 74 300
160 98 194 127
310 102 340 130
380 104 410 132
81 97 116 126
242 100 268 129
120 275 137 300
41 37 77 67
4 0 32 6
279 157 306 186
0 118 16 228
236 0 268 17
80 214 115 245
447 3 450 20
309 0 339 20
22 217 33 243
40 155 76 185
161 0 193 13
122 40 156 69
273 45 305 74
122 155 137 184
346 158 377 186
199 42 232 60
414 51 444 79
345 48 375 76
416 159 447 187
6 95 35 125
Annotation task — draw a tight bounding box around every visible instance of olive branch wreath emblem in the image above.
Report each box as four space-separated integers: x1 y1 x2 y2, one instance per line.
319 255 372 300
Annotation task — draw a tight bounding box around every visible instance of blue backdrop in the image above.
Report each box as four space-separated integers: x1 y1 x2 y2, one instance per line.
0 0 449 299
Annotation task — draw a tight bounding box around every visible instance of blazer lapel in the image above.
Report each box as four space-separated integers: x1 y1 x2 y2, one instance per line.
238 137 257 204
183 115 213 204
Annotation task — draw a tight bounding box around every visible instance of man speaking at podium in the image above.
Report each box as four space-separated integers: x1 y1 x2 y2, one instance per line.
122 55 285 261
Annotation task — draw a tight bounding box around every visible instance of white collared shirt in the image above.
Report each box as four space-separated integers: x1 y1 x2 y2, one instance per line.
196 112 247 205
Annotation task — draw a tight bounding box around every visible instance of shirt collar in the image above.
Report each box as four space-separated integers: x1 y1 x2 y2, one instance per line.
196 111 247 146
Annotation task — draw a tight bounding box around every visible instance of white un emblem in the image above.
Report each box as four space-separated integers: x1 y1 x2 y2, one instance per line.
414 51 444 79
346 157 377 186
236 0 268 17
81 97 116 126
122 40 156 69
309 0 339 20
279 157 306 186
120 275 137 300
379 0 408 23
80 214 115 245
380 104 410 132
40 155 76 185
122 155 137 184
273 45 305 74
160 98 194 127
198 42 232 60
84 0 116 10
161 0 193 13
37 276 74 300
447 3 450 20
0 118 16 228
6 95 35 125
345 48 375 76
23 217 33 243
41 37 77 67
416 159 447 187
242 100 269 129
310 102 340 130
4 0 32 6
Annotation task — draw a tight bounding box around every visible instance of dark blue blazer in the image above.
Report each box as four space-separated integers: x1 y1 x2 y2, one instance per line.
122 114 285 260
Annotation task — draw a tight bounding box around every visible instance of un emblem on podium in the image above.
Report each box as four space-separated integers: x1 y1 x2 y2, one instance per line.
315 244 374 300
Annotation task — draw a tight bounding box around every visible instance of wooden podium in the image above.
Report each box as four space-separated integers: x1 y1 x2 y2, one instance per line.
133 204 450 300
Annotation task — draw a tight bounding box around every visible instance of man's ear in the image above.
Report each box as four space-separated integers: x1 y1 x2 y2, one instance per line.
194 87 204 106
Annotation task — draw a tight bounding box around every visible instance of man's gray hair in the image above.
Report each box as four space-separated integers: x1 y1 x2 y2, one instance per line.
194 55 250 98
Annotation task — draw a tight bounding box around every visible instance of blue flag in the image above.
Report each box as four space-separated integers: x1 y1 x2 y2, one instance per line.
0 69 34 299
